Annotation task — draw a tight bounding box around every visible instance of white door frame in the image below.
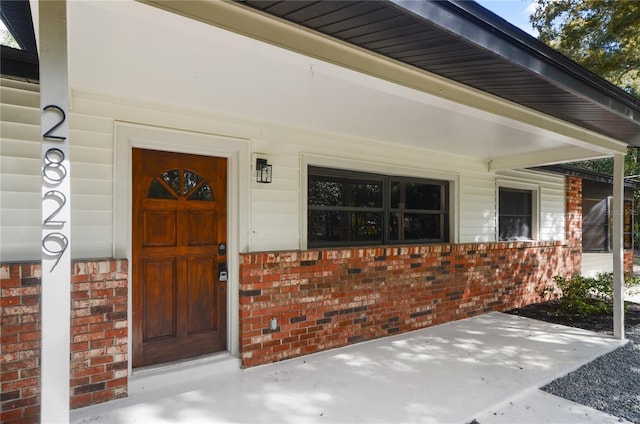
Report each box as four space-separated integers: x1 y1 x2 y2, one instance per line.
114 122 249 377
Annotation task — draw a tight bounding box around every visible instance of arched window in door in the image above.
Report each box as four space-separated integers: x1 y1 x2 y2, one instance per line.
147 168 213 201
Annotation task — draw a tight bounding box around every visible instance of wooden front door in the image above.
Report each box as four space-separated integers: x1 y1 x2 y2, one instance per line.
132 148 227 368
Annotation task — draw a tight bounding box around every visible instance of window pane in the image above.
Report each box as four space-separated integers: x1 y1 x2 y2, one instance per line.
499 188 531 215
148 178 176 199
405 183 441 210
308 210 382 244
308 180 340 207
390 182 401 208
390 213 442 241
583 224 608 251
583 198 608 251
161 169 181 194
309 176 382 207
404 213 441 240
499 216 531 240
583 199 607 225
183 170 203 195
187 183 213 201
499 188 532 241
389 212 399 240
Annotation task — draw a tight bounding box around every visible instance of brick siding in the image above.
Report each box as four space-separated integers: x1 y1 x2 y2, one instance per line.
625 250 634 273
239 241 579 367
0 259 128 424
566 176 582 246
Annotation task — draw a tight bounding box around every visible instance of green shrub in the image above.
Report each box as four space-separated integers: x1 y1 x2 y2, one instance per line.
552 274 611 315
544 272 640 316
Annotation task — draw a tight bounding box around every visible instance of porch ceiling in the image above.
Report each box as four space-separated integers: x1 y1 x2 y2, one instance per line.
236 0 640 146
61 1 631 170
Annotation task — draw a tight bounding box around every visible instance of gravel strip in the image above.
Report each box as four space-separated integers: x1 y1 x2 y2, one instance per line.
542 325 640 423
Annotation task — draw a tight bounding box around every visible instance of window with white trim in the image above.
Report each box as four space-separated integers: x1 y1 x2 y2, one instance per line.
497 184 538 241
308 166 449 247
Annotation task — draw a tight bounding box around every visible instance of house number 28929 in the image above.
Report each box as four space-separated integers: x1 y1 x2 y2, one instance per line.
42 104 68 271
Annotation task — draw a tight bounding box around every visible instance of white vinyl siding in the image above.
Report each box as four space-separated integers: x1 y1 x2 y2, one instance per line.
68 115 114 258
459 173 497 243
1 79 42 261
0 78 115 261
582 253 614 277
1 80 568 259
250 139 301 251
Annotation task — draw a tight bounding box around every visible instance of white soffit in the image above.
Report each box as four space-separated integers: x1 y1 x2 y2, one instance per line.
67 0 625 167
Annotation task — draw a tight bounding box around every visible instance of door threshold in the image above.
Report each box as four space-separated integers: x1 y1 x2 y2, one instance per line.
130 352 240 395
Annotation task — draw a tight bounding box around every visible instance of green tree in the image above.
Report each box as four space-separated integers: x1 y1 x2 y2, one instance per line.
570 149 640 177
530 0 640 98
531 1 640 250
0 21 19 49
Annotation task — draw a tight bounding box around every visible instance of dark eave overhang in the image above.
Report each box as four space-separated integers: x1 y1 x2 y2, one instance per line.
236 0 640 146
0 0 37 53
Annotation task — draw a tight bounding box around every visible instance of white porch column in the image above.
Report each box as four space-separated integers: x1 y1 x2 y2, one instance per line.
612 152 625 340
39 0 71 422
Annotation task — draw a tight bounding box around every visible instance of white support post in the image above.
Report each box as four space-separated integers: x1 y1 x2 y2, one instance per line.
39 1 71 422
612 152 625 340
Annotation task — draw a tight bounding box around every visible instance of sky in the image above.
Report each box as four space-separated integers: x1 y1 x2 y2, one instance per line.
475 0 538 36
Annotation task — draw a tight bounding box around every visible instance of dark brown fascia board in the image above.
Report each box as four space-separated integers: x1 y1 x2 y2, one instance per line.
388 0 640 126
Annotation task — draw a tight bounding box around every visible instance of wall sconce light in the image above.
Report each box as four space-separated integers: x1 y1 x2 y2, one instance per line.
256 158 272 183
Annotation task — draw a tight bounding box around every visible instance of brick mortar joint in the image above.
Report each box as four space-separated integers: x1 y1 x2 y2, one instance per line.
239 241 570 263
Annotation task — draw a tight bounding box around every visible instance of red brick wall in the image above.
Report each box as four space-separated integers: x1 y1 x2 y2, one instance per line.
566 176 582 250
69 260 128 409
0 259 128 424
238 241 579 367
1 263 41 424
625 250 634 274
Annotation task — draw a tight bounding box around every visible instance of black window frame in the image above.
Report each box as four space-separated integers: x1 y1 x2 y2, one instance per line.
307 166 449 248
498 187 534 241
582 196 609 252
583 197 634 252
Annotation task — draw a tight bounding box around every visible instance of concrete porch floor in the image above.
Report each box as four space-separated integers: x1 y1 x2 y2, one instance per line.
70 312 629 424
